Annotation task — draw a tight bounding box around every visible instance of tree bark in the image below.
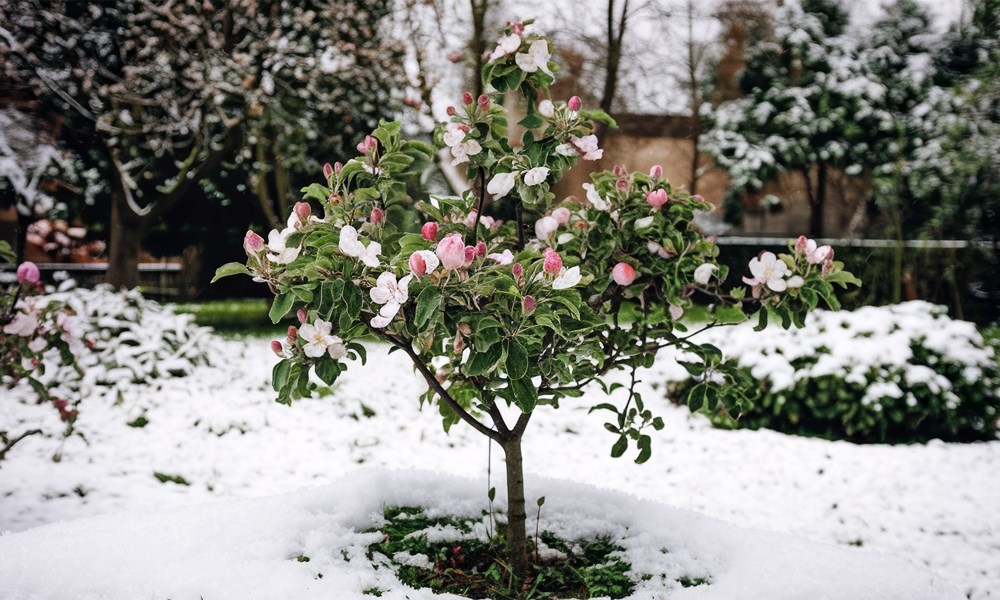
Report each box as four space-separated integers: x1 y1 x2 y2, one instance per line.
501 435 529 580
107 185 145 289
803 163 826 237
596 0 629 144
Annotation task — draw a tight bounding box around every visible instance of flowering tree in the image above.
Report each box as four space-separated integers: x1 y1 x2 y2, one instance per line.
217 22 859 579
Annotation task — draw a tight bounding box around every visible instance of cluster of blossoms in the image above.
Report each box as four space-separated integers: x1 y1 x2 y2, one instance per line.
2 261 86 427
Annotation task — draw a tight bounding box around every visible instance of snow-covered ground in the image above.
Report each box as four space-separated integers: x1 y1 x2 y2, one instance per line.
1 335 998 598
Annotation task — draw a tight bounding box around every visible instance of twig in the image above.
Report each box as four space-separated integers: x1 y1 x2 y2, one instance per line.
0 429 42 462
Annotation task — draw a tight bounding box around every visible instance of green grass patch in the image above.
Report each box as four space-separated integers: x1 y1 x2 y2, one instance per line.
362 506 696 599
172 298 287 338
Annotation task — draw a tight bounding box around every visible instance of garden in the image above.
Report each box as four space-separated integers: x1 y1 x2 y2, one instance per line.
1 1 999 599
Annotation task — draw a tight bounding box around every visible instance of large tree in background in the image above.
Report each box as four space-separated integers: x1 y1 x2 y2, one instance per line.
0 0 403 287
702 0 889 236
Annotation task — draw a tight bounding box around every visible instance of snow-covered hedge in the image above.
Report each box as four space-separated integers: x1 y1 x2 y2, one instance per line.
668 302 1000 443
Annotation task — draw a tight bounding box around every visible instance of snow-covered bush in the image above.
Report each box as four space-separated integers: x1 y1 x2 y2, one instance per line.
48 284 217 387
668 302 1000 443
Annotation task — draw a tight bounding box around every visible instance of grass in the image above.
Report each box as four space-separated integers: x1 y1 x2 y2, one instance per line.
172 298 286 338
360 505 699 600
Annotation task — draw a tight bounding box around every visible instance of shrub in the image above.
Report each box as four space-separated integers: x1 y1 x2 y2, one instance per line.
669 301 1000 443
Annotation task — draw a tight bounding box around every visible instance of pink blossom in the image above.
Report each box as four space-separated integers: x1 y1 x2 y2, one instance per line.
409 250 439 277
523 295 537 314
446 106 456 116
613 165 627 177
649 165 663 180
464 245 476 266
422 222 439 241
647 241 673 259
538 99 555 118
356 135 377 154
646 189 668 209
511 21 525 34
463 91 474 105
543 250 563 273
535 216 559 242
795 235 809 254
243 231 265 254
370 207 385 224
570 134 602 161
270 340 284 356
742 252 789 291
17 261 41 285
323 163 334 178
287 325 298 342
568 96 582 111
436 234 467 270
488 249 514 265
334 162 343 174
669 304 684 320
369 273 413 329
612 262 636 286
552 207 571 225
27 337 46 353
3 312 38 337
693 263 717 285
475 241 487 257
478 94 490 110
616 178 629 190
297 309 308 324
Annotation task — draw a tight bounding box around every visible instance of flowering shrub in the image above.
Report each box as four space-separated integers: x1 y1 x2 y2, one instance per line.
216 21 859 578
2 255 219 461
1 251 84 460
667 302 1000 443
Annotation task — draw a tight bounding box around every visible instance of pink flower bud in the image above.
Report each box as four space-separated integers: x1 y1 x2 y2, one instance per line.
447 51 462 63
287 326 298 342
475 241 487 257
613 165 627 177
356 135 377 154
568 96 582 111
462 91 474 105
646 189 668 209
409 251 427 277
323 163 333 178
271 340 284 356
453 333 465 353
370 207 385 224
512 262 524 279
612 262 636 286
477 94 490 110
446 106 456 116
551 207 571 225
464 245 476 265
616 178 629 190
543 251 563 273
422 221 439 241
511 21 525 34
294 201 311 221
297 309 308 324
436 233 467 270
334 162 343 174
649 165 663 180
795 235 809 253
243 231 265 254
692 194 704 203
523 295 537 314
16 261 40 285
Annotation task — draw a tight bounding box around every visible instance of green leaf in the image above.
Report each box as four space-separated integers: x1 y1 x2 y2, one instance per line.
315 358 341 385
269 293 294 324
635 435 652 464
464 345 502 376
610 435 628 458
414 286 441 329
211 262 250 283
825 270 862 288
300 183 329 203
509 377 538 413
272 360 292 394
505 339 529 380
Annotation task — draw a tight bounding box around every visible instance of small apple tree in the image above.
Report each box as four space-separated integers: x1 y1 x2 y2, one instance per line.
216 21 859 580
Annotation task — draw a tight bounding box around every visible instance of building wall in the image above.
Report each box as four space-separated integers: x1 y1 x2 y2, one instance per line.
552 127 870 238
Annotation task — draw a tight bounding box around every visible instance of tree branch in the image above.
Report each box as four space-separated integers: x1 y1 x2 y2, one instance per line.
375 330 501 441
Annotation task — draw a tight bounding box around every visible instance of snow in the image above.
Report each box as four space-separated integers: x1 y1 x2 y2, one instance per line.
0 470 963 600
1 318 998 598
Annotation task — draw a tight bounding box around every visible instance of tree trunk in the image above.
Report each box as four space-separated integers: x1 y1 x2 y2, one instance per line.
469 0 490 98
502 435 529 580
106 187 145 289
803 164 825 237
596 0 629 144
